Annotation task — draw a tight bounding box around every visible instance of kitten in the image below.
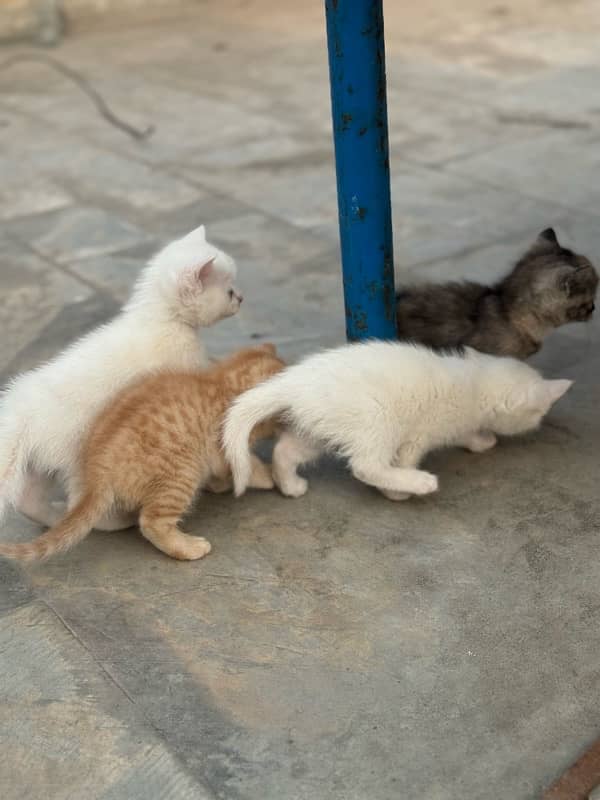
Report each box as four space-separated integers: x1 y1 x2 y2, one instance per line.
396 228 598 358
223 341 572 502
0 224 241 532
0 344 285 563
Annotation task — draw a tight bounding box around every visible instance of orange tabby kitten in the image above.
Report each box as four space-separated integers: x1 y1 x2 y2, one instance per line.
0 344 284 563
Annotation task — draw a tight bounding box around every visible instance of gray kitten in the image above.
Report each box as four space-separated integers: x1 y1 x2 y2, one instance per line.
396 229 598 359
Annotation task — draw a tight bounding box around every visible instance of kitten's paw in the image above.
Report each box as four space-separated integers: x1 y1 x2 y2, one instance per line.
184 537 212 561
411 472 439 495
278 475 308 498
466 432 497 453
380 489 410 502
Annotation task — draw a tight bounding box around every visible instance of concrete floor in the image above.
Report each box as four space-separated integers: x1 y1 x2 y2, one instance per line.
1 2 600 798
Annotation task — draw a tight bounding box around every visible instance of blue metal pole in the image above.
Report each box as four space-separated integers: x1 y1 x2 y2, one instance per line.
325 0 396 341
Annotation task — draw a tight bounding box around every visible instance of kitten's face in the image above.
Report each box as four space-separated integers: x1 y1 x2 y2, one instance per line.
490 375 573 436
176 256 243 327
197 268 243 325
510 229 598 325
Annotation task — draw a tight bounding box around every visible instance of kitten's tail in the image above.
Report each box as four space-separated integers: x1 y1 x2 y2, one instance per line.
0 489 110 563
223 377 290 497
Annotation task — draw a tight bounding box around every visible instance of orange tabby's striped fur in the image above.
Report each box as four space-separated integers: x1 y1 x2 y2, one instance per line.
0 344 285 563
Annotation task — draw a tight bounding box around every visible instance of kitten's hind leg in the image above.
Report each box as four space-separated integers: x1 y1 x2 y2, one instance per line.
66 476 135 531
205 474 233 494
138 475 211 560
248 454 274 490
18 471 62 527
207 455 273 493
459 431 497 453
95 510 137 531
139 505 211 561
351 458 438 497
380 443 428 500
272 432 319 498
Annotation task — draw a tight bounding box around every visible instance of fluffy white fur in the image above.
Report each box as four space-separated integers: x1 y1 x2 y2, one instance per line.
223 341 572 501
0 224 241 528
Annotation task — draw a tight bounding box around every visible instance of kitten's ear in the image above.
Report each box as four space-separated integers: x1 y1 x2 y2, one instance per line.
191 224 206 241
507 378 572 411
194 257 215 284
536 228 559 246
542 378 573 405
178 255 215 304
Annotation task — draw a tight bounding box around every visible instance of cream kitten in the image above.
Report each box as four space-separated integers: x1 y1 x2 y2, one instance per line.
223 342 572 501
0 224 241 531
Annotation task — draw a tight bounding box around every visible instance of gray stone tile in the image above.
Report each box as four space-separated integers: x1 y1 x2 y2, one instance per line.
206 212 335 273
0 234 91 373
0 174 72 221
0 116 202 215
184 154 339 233
75 81 294 164
0 291 119 380
0 602 215 800
386 56 502 104
141 195 254 240
446 129 600 214
186 133 328 171
6 206 149 263
56 149 202 213
191 158 567 266
67 253 145 302
399 233 533 285
0 558 33 614
391 163 566 266
386 85 541 167
488 64 600 121
0 116 73 220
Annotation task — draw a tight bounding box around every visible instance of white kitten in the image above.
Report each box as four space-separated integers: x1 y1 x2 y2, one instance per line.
0 224 242 529
223 341 572 501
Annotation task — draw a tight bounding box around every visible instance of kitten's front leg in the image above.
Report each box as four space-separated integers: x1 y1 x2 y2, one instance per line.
459 431 497 453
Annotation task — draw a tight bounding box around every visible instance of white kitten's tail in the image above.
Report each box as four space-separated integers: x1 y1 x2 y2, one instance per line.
223 378 290 496
0 414 29 522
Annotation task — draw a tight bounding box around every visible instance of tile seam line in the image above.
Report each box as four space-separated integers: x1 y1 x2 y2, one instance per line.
2 228 123 301
39 597 220 800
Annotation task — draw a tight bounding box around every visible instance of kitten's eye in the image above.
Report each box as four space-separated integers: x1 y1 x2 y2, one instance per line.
228 289 234 299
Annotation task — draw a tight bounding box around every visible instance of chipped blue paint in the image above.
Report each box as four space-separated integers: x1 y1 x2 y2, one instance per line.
325 0 396 340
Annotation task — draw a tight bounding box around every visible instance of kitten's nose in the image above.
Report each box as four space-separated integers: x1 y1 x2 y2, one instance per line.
236 293 243 304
